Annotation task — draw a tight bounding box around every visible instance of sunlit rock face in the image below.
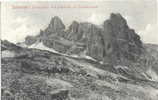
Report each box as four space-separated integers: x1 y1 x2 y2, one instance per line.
23 13 143 64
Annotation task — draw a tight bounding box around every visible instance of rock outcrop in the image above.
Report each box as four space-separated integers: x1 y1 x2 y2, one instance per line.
64 13 143 63
23 13 143 64
47 16 65 33
102 13 143 63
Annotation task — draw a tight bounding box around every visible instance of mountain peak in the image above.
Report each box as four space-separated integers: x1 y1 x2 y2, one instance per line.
104 13 128 29
102 13 142 63
23 13 143 64
48 16 65 32
68 21 79 33
110 13 123 19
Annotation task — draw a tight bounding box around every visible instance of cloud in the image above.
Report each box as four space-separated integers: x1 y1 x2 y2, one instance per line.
87 13 107 25
2 16 40 43
138 24 158 44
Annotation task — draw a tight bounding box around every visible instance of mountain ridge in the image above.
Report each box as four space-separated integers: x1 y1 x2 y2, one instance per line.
23 13 143 65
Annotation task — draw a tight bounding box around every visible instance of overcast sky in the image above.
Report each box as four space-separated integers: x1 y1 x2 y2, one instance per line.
1 0 158 44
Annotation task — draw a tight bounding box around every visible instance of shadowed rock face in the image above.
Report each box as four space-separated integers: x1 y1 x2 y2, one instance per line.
66 21 80 41
102 13 143 63
64 13 143 63
75 23 105 60
24 13 143 64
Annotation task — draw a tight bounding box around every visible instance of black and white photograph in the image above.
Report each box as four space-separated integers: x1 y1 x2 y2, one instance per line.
1 0 158 100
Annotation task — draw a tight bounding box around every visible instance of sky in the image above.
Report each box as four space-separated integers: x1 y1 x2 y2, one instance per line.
1 0 158 44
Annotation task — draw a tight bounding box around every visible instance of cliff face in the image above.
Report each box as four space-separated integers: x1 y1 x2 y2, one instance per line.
102 13 142 63
24 13 143 64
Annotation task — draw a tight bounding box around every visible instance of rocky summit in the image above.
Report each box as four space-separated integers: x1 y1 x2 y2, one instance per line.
2 13 158 100
24 13 143 64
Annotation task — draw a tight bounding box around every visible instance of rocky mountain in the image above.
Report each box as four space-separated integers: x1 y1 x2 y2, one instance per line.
2 13 158 100
24 13 143 65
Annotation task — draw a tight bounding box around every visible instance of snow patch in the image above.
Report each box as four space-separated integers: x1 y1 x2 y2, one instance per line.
115 65 129 70
99 61 104 64
28 42 98 62
82 55 97 61
70 54 79 58
146 68 158 81
70 54 97 61
28 42 59 53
